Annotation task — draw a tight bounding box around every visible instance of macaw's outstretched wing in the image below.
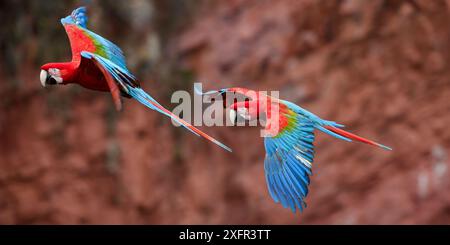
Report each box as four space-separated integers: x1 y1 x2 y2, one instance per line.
61 7 128 70
79 52 125 111
263 101 315 213
81 52 138 110
81 51 138 90
80 51 164 113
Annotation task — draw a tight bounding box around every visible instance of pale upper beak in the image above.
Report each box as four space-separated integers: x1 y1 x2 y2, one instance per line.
40 70 48 87
229 109 237 126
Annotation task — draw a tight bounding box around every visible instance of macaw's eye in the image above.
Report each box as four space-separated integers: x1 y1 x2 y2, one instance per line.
48 68 61 76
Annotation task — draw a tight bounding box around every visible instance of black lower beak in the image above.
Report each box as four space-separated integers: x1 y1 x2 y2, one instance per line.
46 74 57 85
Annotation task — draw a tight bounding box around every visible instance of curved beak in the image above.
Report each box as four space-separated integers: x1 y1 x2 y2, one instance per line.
229 109 237 126
40 70 49 87
40 70 60 87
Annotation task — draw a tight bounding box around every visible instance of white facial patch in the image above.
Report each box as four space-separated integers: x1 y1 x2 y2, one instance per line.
48 68 63 84
237 107 251 120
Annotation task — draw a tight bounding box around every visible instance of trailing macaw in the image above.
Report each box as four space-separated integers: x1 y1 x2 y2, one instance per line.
198 87 391 213
39 7 231 152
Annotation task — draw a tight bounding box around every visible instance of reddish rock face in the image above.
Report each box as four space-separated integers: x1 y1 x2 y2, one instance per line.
1 0 450 224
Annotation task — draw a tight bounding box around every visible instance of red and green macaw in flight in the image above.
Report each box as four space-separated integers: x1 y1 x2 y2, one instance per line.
199 87 391 213
40 7 231 152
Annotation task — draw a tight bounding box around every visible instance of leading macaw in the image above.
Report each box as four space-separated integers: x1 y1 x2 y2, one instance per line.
198 87 391 213
39 7 231 152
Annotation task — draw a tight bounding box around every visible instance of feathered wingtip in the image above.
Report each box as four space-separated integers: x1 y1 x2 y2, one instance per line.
61 6 88 28
71 7 88 27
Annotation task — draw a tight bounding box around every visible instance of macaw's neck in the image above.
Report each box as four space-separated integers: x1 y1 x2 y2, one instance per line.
41 62 78 84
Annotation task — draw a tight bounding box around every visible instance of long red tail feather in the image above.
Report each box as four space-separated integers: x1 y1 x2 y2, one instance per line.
324 126 392 151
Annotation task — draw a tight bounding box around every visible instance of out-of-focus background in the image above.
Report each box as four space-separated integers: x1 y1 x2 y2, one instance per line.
1 0 449 224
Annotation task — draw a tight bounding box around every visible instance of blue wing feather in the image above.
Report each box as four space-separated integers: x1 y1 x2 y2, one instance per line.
263 102 315 213
61 6 88 28
262 99 369 212
81 51 135 89
83 29 129 71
